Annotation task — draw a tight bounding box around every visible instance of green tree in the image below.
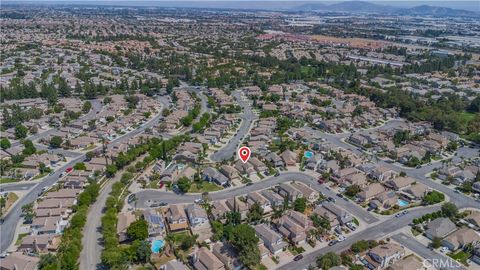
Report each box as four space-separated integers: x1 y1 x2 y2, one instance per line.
38 253 57 270
180 234 198 250
82 101 92 113
127 219 149 241
211 220 224 241
230 224 261 269
351 240 369 253
74 162 86 170
316 252 341 269
247 203 264 223
293 197 307 213
0 138 11 150
345 184 361 197
177 177 191 193
49 136 63 148
431 237 442 249
130 240 151 263
423 190 445 205
441 202 458 218
86 151 95 161
105 164 118 178
22 140 36 155
14 124 28 139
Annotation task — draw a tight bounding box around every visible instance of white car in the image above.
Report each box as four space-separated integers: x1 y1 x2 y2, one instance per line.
440 247 449 253
338 235 346 242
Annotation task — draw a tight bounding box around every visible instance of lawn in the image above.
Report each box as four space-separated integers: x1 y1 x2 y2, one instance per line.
82 144 97 151
458 112 476 122
1 192 19 217
171 231 190 243
188 182 223 193
148 180 160 189
33 172 49 180
448 250 470 266
0 178 18 184
288 246 305 255
15 233 29 245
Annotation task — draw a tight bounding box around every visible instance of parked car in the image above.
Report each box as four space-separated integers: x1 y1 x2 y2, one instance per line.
328 240 338 246
293 255 303 261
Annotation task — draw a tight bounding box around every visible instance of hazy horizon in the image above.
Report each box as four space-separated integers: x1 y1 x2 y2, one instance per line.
2 0 479 11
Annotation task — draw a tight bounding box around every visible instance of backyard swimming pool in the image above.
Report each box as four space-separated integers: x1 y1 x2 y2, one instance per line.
397 199 409 207
151 239 164 253
304 151 314 159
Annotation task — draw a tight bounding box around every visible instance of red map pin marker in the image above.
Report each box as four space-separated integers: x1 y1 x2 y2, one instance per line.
238 146 251 163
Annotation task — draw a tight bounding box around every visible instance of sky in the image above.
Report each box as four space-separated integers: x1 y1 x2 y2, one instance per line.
3 0 479 11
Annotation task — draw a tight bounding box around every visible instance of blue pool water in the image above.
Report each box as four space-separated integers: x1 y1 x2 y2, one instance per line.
397 199 409 207
151 239 164 253
304 151 314 159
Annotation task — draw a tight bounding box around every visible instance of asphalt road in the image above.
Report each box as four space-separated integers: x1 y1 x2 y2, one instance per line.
0 154 86 253
78 96 171 270
392 233 465 270
0 182 37 192
79 171 122 270
0 99 165 253
278 205 442 270
306 126 480 210
210 90 256 162
132 172 379 225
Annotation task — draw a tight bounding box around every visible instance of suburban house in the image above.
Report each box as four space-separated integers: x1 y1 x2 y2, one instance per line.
225 197 249 220
18 234 61 253
0 252 40 270
165 205 189 231
277 211 311 245
210 200 230 222
219 165 240 181
143 209 165 237
402 183 429 201
276 183 303 201
366 243 405 269
185 204 209 228
261 190 284 208
465 211 480 229
385 255 424 270
281 149 297 167
31 216 67 235
212 242 242 270
193 247 226 270
442 228 480 251
424 218 457 240
249 157 268 174
255 224 288 255
358 183 386 202
265 152 285 168
117 212 136 242
385 177 415 191
290 182 318 202
247 192 271 212
202 167 230 186
315 203 353 226
369 165 398 182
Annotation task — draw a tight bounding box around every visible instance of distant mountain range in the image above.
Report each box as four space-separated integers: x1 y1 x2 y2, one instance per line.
4 1 479 17
292 1 479 17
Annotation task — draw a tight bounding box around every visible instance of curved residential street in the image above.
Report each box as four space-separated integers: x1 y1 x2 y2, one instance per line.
0 98 166 253
210 90 256 162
